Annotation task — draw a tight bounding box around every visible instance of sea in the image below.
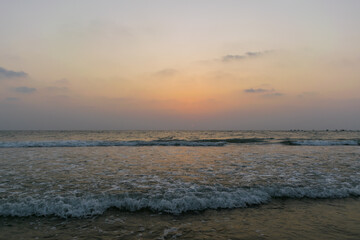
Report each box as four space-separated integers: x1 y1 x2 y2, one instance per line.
0 130 359 239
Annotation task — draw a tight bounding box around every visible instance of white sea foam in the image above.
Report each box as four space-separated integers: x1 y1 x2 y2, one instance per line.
1 186 359 218
284 140 359 146
0 140 226 148
0 138 358 148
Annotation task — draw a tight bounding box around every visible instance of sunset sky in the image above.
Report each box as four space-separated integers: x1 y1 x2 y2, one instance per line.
1 0 360 130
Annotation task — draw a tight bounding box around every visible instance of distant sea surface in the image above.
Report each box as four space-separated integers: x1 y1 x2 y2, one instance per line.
0 130 359 239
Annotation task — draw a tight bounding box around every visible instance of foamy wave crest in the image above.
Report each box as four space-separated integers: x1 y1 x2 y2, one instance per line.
0 140 226 148
281 140 360 146
1 138 357 148
0 138 271 148
1 185 359 218
198 138 268 143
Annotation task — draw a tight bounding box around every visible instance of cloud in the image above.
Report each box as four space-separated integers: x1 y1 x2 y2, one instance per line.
223 55 246 61
222 50 272 62
245 51 264 57
0 66 28 79
244 87 283 97
13 86 36 94
154 68 178 77
244 88 270 93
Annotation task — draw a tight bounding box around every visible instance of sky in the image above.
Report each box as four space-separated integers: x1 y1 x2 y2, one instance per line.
0 0 360 130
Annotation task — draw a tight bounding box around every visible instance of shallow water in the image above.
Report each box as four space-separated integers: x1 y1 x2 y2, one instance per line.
0 130 359 239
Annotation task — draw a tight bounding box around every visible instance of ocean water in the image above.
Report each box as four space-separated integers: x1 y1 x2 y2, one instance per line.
0 130 359 239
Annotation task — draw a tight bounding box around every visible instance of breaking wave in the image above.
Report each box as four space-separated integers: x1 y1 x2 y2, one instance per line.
0 138 358 148
0 140 225 148
281 140 360 146
0 138 267 148
1 185 359 218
